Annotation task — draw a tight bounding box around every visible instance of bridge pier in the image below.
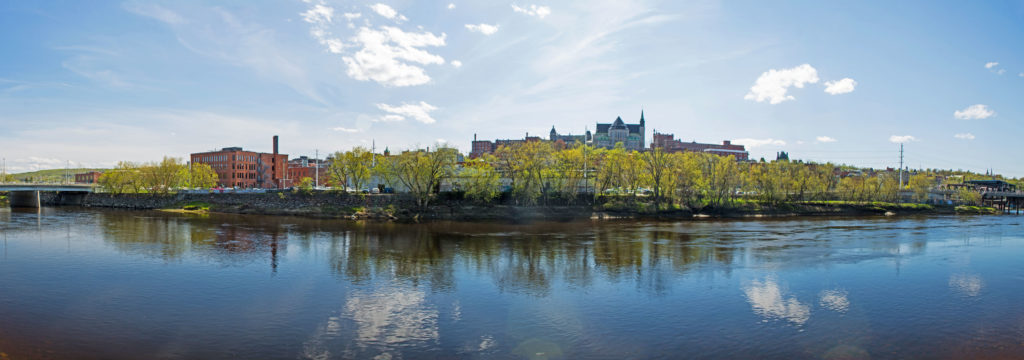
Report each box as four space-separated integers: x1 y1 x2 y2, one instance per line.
9 190 41 208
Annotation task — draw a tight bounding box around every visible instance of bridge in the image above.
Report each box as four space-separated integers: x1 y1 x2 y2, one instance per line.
0 184 97 208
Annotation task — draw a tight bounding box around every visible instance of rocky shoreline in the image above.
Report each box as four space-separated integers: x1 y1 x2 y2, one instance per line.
20 192 997 221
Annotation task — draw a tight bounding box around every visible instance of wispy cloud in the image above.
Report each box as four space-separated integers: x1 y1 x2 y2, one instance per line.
332 127 360 133
376 101 438 124
369 3 407 22
815 136 837 143
450 60 462 68
122 2 186 25
889 135 916 143
954 104 994 120
465 23 499 35
734 138 786 148
985 61 998 69
511 4 552 19
954 133 975 140
744 64 819 104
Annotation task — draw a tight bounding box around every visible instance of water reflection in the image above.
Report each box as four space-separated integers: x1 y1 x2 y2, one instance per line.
949 273 984 297
2 208 1022 359
819 290 850 313
743 277 811 325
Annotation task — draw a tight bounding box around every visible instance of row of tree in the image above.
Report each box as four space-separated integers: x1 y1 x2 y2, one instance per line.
324 141 1004 208
98 157 218 194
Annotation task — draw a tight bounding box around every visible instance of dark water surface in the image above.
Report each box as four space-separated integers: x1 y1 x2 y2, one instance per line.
1 207 1022 359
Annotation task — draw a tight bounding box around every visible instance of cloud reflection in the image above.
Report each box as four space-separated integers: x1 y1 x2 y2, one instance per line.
949 274 984 297
744 278 810 325
819 290 850 313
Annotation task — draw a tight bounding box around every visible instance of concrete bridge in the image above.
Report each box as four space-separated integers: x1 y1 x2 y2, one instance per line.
0 184 97 208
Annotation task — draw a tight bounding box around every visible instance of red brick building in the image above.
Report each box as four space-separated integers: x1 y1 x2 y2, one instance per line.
469 133 543 159
286 156 330 187
190 136 288 188
651 132 749 160
74 171 103 184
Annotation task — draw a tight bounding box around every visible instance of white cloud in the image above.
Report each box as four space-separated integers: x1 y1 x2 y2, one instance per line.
889 135 916 143
369 3 398 19
511 4 552 19
953 104 994 120
984 62 998 69
744 64 819 104
436 138 447 143
343 26 447 87
301 4 334 24
122 2 186 24
450 60 462 68
1019 72 1024 77
376 101 438 124
823 78 856 95
954 133 975 140
332 127 360 133
465 23 499 35
447 3 456 10
734 138 786 148
815 136 837 143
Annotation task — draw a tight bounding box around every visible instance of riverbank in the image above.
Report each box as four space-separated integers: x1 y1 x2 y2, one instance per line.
22 192 1000 221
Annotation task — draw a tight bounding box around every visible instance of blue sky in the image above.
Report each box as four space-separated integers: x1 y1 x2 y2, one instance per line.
1 0 1022 176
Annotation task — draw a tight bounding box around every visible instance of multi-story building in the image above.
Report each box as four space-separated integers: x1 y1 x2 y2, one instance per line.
469 133 543 158
190 136 288 188
286 155 330 187
74 171 103 184
651 132 749 160
591 111 645 151
549 126 591 147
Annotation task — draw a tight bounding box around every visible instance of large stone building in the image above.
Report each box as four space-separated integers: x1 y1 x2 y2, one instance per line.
591 111 646 151
651 132 749 160
549 126 590 147
190 136 288 188
286 155 330 187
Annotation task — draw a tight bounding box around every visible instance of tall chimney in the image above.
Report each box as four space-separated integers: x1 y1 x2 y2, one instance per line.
273 135 279 155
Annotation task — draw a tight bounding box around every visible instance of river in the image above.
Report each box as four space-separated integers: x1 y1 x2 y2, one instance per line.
0 207 1022 359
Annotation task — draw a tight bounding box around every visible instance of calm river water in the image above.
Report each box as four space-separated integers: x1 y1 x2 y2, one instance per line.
0 207 1022 359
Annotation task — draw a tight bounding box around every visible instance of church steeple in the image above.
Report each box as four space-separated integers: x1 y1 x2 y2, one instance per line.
640 109 645 127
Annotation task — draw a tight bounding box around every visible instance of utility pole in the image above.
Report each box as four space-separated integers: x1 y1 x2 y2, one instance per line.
897 142 905 190
314 148 319 189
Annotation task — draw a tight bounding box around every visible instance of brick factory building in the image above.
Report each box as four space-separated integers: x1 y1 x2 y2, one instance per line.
190 136 288 188
286 156 330 187
74 171 103 184
651 132 749 160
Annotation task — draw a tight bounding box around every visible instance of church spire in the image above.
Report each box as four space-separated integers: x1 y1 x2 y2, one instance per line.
640 109 645 127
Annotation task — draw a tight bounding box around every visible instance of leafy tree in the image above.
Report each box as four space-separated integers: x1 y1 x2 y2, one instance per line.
98 161 140 194
640 147 676 204
461 157 501 203
294 177 314 195
177 163 218 189
388 145 457 207
140 157 186 194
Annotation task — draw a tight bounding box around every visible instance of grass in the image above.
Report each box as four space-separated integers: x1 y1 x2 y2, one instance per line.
9 168 108 183
180 201 211 211
955 205 999 214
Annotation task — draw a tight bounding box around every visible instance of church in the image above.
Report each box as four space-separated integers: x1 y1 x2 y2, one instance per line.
590 111 646 151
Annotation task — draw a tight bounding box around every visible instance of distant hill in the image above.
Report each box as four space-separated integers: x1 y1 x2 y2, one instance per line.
8 168 108 183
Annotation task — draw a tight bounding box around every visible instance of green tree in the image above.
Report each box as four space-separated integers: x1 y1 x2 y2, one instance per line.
177 163 219 189
98 161 141 194
388 146 457 207
907 174 934 202
640 147 676 205
328 147 374 191
461 157 501 203
140 157 186 194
